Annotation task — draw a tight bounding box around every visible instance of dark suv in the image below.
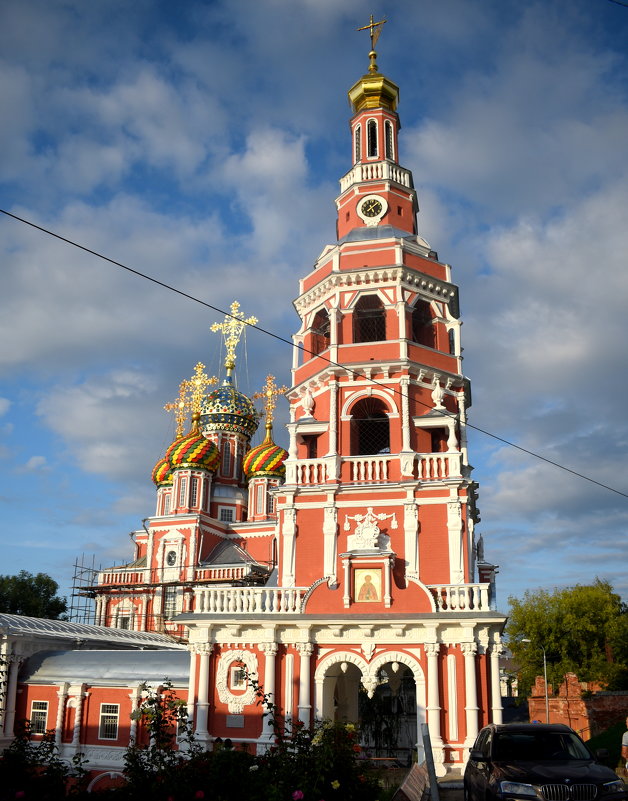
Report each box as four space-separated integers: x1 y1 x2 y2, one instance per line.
464 723 626 801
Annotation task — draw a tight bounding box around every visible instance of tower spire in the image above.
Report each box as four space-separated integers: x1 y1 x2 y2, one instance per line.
210 301 258 382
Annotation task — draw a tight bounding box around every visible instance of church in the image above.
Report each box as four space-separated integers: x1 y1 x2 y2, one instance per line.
0 28 505 787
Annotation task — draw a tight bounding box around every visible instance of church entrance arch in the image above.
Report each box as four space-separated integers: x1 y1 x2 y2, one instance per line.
313 650 426 763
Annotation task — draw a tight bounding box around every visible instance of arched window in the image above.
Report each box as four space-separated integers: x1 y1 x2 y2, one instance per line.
221 441 233 477
448 329 456 355
311 308 330 356
367 119 378 158
350 397 390 456
353 295 386 343
385 120 394 160
411 300 436 348
354 124 361 163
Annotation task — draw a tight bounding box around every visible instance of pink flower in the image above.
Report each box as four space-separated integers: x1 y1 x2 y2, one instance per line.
195 792 205 799
292 792 304 800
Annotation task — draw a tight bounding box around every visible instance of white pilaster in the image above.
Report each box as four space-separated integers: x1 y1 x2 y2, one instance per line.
194 645 212 745
260 642 278 742
490 644 503 724
462 642 479 749
296 643 314 726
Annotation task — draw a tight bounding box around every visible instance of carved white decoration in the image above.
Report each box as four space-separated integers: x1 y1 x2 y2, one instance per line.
344 507 397 551
431 374 445 410
215 650 258 713
361 642 376 661
301 386 315 416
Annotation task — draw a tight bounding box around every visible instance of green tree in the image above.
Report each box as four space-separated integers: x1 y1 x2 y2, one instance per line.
506 579 628 697
0 570 67 619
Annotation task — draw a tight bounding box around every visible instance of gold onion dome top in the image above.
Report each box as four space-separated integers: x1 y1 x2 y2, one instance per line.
349 15 398 113
165 413 220 472
243 425 288 479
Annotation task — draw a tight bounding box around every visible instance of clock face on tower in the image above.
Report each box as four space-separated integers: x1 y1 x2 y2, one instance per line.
356 194 387 225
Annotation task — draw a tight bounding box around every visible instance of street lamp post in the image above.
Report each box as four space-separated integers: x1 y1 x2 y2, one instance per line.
521 639 550 723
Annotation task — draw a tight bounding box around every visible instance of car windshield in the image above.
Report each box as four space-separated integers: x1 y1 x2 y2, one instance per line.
492 731 592 762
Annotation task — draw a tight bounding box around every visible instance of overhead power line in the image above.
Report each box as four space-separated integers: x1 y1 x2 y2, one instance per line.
2 207 628 501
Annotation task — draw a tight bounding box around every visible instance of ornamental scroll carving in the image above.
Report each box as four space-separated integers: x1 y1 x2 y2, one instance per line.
215 649 258 713
344 507 397 551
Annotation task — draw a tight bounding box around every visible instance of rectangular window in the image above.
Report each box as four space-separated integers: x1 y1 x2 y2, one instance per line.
118 615 131 630
163 587 177 619
219 507 234 522
190 477 198 507
30 700 48 734
178 477 187 507
163 493 171 515
99 703 119 740
256 484 264 514
266 493 275 516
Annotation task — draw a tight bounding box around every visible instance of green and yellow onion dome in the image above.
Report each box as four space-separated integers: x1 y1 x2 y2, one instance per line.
152 456 173 487
165 414 220 472
200 377 259 439
243 427 288 479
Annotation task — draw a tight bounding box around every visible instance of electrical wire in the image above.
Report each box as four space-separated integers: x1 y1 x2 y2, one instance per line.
2 207 628 501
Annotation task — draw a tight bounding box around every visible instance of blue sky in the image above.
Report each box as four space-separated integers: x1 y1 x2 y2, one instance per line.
1 0 627 609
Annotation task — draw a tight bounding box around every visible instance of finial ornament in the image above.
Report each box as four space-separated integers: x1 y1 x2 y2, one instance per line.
357 14 387 73
210 301 258 379
253 374 289 435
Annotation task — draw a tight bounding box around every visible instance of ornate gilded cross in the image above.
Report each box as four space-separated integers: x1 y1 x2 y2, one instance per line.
253 374 289 430
210 301 258 378
357 14 386 72
164 379 189 438
182 362 217 415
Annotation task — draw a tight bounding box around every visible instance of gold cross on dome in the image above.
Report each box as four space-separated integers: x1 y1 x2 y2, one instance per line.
210 301 258 377
164 379 190 438
357 14 386 51
182 362 218 415
253 374 289 428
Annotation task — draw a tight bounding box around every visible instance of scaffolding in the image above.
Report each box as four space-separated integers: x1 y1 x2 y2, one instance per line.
68 554 100 624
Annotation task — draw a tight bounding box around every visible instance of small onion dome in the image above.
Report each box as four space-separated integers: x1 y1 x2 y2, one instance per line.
165 414 220 472
152 456 173 487
243 427 288 479
200 378 259 438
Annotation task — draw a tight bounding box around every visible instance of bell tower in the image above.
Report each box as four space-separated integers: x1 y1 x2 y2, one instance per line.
279 27 479 603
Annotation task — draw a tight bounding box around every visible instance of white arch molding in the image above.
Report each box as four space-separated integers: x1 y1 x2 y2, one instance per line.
340 387 399 419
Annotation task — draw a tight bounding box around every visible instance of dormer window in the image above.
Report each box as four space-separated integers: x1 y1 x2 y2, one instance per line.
367 119 378 158
354 124 361 163
353 294 386 343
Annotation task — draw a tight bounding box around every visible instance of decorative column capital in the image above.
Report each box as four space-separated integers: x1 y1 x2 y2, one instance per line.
424 643 441 658
296 642 314 657
259 642 278 657
191 643 213 656
461 642 478 657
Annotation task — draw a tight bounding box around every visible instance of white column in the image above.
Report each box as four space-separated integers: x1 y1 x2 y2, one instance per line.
187 646 198 725
462 642 479 749
323 503 338 583
194 645 212 745
281 508 297 587
128 683 142 744
72 688 87 749
296 643 314 726
55 682 69 746
260 643 278 741
400 375 411 452
326 377 338 457
284 653 294 720
490 645 503 724
425 642 446 777
404 501 419 577
3 655 23 736
397 300 408 360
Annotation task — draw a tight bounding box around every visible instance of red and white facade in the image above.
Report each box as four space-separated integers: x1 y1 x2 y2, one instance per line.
3 52 505 780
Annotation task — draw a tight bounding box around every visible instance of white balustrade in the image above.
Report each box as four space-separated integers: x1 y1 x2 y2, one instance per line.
340 161 412 193
193 586 306 615
347 456 391 482
416 452 462 480
429 583 490 612
98 569 148 586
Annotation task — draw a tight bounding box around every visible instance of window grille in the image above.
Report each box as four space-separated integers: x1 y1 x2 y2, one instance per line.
163 587 177 619
367 119 378 157
163 493 171 515
411 301 436 348
99 703 119 740
190 477 198 507
220 507 234 522
354 124 361 163
267 492 275 516
30 701 48 734
222 441 232 477
118 615 131 630
350 398 390 455
385 120 394 159
353 295 386 343
311 309 330 356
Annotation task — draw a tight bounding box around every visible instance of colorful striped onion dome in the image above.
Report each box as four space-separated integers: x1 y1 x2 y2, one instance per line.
200 377 259 438
151 456 173 487
165 414 220 472
243 425 288 479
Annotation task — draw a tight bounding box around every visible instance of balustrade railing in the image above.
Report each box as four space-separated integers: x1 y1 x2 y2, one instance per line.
286 452 462 485
346 455 391 482
429 583 490 612
98 569 148 586
416 452 462 480
194 586 306 615
340 161 412 193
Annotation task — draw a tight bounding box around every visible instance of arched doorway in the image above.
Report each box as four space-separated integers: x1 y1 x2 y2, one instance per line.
314 651 426 764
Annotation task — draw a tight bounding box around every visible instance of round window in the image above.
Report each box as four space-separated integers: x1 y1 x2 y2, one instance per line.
166 550 177 566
